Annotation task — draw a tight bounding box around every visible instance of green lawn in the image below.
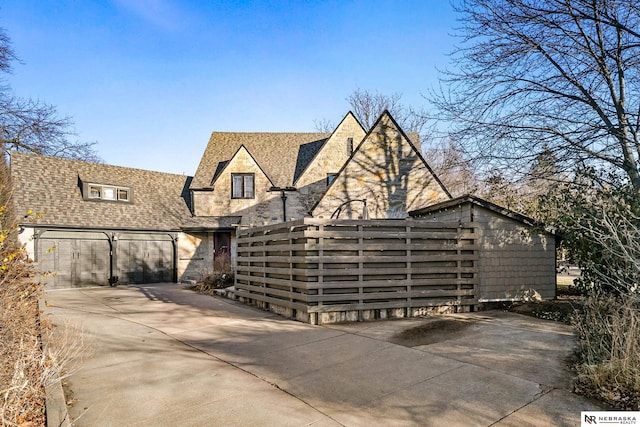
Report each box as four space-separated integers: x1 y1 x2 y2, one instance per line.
557 275 577 293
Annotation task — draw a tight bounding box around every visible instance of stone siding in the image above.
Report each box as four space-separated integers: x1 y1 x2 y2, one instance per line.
313 115 449 219
177 232 213 282
292 114 366 217
177 231 238 283
192 147 283 226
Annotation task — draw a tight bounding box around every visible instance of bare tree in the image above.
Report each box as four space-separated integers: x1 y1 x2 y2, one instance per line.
347 89 429 134
0 28 100 162
315 89 481 197
313 118 335 133
425 138 479 197
315 89 431 135
432 0 640 193
0 29 17 73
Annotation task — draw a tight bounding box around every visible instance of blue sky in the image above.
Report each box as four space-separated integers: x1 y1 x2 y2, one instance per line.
1 1 458 175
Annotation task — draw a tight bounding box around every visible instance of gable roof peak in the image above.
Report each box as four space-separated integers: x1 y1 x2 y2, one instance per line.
192 131 330 189
209 144 275 188
346 109 452 200
342 110 366 132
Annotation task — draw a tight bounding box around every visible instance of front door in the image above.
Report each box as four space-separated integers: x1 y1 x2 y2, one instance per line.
214 232 231 259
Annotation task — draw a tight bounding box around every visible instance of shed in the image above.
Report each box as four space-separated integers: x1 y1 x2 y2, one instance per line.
410 195 557 302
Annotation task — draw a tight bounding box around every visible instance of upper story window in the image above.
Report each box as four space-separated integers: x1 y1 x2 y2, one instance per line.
327 173 338 186
231 173 254 199
85 183 132 202
347 137 354 155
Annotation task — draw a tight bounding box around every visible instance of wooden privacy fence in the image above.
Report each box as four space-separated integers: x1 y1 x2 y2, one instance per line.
235 218 478 325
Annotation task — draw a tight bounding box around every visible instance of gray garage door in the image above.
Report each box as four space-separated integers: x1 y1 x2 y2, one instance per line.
37 231 111 289
116 233 174 284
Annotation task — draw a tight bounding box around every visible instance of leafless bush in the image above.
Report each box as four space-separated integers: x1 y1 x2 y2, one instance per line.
194 253 234 294
0 248 45 426
573 294 640 410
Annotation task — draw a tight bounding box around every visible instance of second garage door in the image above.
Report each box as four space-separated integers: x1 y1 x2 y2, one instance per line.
116 233 174 284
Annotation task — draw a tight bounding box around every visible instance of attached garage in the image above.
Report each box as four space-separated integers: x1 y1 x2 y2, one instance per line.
11 152 193 289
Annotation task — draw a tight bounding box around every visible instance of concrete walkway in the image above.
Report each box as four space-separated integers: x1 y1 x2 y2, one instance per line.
43 283 605 426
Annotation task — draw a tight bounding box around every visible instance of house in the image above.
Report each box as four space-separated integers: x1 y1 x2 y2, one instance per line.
12 110 451 287
180 111 450 280
10 110 556 310
312 112 450 219
409 195 558 302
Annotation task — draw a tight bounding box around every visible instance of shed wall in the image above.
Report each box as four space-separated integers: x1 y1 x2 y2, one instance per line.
474 206 556 300
414 203 556 301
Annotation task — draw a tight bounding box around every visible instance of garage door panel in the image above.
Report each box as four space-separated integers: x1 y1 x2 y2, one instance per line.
38 239 73 289
116 239 174 284
146 241 173 283
116 241 144 284
37 231 174 288
37 236 109 289
78 240 110 285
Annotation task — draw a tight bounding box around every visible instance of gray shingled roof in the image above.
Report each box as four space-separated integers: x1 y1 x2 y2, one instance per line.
11 152 193 231
408 194 549 231
293 139 327 184
191 132 330 189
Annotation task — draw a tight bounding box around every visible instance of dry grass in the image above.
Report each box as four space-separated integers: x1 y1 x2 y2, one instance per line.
1 209 85 426
572 294 640 410
0 247 46 427
556 275 575 287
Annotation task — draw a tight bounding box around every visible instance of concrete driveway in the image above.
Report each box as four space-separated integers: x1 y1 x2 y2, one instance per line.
43 283 605 426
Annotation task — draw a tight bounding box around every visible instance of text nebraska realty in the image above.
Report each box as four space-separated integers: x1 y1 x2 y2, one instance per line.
584 414 637 425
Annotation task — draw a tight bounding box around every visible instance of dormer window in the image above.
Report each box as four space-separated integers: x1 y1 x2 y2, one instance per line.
118 188 130 201
89 185 102 198
102 186 116 200
84 183 132 202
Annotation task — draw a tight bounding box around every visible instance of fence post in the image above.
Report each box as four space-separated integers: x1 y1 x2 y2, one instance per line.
358 222 364 321
406 221 412 318
316 222 324 325
456 224 463 313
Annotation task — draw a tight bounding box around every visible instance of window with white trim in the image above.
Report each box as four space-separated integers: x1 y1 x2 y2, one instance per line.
85 183 132 202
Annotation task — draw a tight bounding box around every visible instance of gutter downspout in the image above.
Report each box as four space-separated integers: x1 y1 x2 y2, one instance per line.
281 190 287 223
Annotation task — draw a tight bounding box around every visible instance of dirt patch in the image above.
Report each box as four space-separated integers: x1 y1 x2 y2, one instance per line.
390 318 475 347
